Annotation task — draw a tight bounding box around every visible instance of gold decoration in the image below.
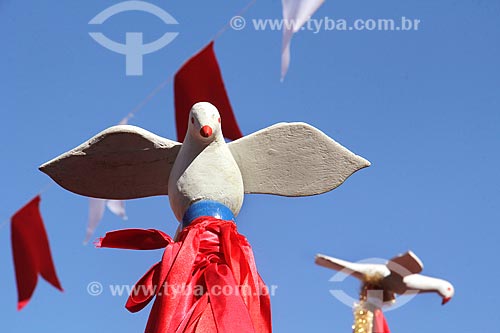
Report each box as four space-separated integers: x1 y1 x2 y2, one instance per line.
360 273 395 304
352 303 374 333
353 273 393 332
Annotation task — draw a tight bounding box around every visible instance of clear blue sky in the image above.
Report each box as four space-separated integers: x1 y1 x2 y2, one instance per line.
1 0 499 332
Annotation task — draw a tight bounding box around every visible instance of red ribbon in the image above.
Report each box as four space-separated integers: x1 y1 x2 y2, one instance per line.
373 309 391 333
174 41 243 142
11 195 63 310
98 217 271 333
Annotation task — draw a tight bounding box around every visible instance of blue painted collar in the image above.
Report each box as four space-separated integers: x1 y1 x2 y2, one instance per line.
182 200 235 229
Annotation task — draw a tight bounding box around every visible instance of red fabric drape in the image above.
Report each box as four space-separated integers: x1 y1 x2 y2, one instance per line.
373 309 391 333
98 217 271 333
174 41 243 142
96 228 171 250
11 195 63 310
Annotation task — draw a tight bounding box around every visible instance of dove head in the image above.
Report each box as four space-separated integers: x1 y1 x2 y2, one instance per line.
187 102 222 144
439 281 454 305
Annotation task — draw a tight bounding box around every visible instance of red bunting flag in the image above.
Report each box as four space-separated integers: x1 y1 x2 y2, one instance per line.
11 195 63 310
174 41 242 142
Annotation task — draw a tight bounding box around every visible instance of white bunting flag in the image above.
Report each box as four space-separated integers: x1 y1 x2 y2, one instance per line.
281 0 325 80
106 200 127 219
85 198 106 244
84 117 130 244
84 199 128 244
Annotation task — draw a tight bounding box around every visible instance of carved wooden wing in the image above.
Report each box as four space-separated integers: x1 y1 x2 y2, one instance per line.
40 125 181 199
315 254 367 280
387 251 424 276
228 122 370 196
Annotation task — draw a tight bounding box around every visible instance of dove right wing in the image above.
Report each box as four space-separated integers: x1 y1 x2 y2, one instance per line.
40 125 181 199
387 251 424 276
228 122 370 197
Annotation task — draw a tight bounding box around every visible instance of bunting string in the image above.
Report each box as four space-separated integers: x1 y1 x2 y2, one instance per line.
118 0 257 125
3 0 258 233
3 0 259 310
5 0 327 311
211 0 257 41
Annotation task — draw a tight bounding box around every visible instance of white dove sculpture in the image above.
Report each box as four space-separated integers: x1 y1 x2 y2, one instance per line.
40 102 370 333
40 102 370 226
315 251 455 305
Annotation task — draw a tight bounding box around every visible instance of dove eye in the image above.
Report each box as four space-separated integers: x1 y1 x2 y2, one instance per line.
218 117 221 123
191 117 194 124
447 287 451 291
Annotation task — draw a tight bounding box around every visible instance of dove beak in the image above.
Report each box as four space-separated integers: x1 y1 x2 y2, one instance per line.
200 125 213 138
442 297 451 305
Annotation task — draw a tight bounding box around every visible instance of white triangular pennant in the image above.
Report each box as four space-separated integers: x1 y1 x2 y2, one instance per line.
281 0 325 80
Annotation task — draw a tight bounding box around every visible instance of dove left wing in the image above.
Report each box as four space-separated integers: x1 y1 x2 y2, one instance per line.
228 122 370 196
40 125 181 199
315 254 365 280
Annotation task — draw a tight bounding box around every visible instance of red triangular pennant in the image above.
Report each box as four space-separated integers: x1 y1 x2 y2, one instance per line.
11 195 63 310
174 41 242 142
